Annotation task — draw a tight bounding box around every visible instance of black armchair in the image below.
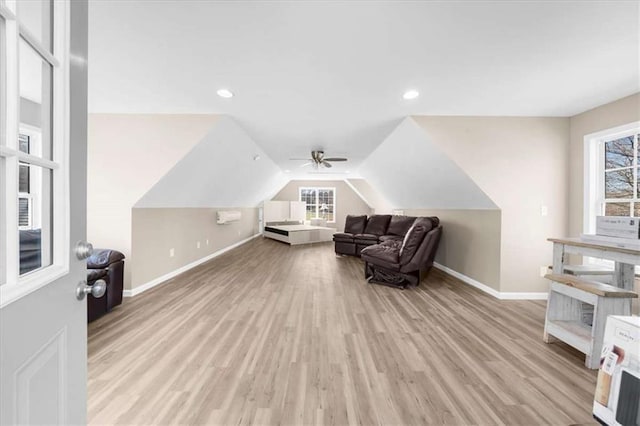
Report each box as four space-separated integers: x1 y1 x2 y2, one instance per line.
87 249 125 322
361 217 442 289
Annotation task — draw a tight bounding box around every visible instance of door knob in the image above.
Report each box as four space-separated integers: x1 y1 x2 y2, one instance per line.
76 279 106 300
75 241 94 260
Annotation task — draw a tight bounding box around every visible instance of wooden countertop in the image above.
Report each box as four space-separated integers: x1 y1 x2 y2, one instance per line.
545 273 638 298
548 237 640 256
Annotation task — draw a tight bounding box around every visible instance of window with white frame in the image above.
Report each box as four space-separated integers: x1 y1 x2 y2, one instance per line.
0 0 69 290
584 123 640 236
299 187 336 222
585 126 640 231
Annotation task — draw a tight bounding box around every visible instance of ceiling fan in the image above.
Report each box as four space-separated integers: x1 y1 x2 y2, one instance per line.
289 150 348 168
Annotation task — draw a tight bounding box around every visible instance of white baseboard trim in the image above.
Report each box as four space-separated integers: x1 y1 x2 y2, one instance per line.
497 291 548 300
433 262 501 299
433 262 548 300
123 233 262 298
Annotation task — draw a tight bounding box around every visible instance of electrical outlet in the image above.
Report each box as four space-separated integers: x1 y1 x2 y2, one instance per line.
540 266 548 277
206 239 209 246
540 205 548 217
169 248 175 258
196 241 201 249
237 230 241 236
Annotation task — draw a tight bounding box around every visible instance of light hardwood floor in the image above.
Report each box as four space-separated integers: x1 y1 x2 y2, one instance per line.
88 238 597 425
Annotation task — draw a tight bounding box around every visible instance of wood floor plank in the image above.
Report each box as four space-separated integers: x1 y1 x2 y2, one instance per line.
88 238 598 425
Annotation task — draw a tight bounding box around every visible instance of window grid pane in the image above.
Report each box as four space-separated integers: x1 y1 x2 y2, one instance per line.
605 136 634 170
602 134 639 220
18 197 30 227
18 162 29 193
605 169 634 199
306 206 315 220
17 0 52 52
18 133 29 153
19 165 52 276
605 202 631 217
19 39 53 160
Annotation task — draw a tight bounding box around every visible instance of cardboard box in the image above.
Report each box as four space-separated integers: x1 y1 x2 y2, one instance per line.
592 316 640 426
580 233 640 250
596 216 640 239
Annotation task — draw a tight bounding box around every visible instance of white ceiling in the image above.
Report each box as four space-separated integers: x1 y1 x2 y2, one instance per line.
88 1 640 174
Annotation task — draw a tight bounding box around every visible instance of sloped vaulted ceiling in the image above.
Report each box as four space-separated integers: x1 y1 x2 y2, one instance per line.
135 116 287 208
89 1 639 175
358 117 498 210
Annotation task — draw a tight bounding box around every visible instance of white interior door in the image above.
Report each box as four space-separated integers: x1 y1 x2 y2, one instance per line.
0 0 89 424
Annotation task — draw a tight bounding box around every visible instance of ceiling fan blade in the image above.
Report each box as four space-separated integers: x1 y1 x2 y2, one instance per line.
299 162 313 167
322 160 333 168
323 157 347 162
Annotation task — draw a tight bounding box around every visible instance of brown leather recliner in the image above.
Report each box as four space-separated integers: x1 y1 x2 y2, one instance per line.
360 217 442 289
333 215 368 255
87 249 125 322
379 215 416 243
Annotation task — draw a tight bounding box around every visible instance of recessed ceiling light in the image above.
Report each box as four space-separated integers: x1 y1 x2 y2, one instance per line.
217 88 234 98
253 155 261 161
345 170 351 174
284 169 291 173
403 90 419 100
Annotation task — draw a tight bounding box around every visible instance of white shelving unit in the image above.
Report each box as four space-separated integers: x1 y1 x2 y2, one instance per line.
543 274 637 369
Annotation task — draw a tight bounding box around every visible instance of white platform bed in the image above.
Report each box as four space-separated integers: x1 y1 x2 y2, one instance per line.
263 224 334 245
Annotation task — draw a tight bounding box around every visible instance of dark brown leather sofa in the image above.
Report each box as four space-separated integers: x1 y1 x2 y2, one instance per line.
19 229 41 275
87 249 125 322
361 217 442 289
333 214 429 256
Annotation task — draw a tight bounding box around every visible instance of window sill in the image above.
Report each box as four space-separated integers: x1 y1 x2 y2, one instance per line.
0 264 69 308
310 218 335 223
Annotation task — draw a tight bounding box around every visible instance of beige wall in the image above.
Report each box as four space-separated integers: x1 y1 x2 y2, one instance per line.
405 209 502 291
569 93 640 236
413 116 570 293
271 180 372 231
131 208 258 289
568 93 640 312
88 114 219 288
346 178 393 214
